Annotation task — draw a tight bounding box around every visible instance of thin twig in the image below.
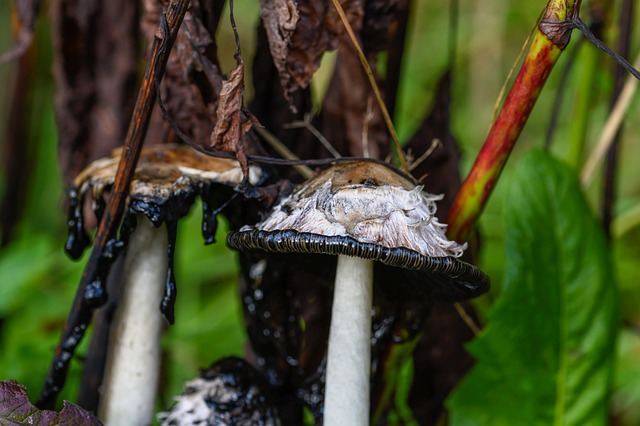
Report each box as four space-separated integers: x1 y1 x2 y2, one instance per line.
329 0 409 172
490 23 536 127
454 302 480 336
571 18 640 80
228 0 242 61
581 51 640 186
284 113 342 159
408 138 441 172
362 95 374 158
252 125 314 179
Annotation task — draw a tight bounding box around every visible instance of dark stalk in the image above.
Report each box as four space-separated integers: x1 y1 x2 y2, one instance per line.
602 0 633 239
36 0 190 409
1 31 35 247
385 0 411 122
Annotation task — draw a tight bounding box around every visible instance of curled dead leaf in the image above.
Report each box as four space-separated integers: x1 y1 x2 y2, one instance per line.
259 0 363 107
259 0 300 102
0 0 41 64
211 60 257 177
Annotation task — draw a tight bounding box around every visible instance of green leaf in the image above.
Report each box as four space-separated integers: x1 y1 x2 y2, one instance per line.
0 237 60 315
612 329 640 425
447 150 619 426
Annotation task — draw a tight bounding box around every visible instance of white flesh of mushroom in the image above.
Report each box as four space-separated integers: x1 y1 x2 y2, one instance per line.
324 255 373 426
98 217 167 424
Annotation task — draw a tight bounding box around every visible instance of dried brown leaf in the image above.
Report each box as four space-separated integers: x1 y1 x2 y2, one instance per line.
259 0 299 100
211 61 254 176
0 380 102 425
260 0 363 104
0 0 41 64
149 11 223 147
404 71 460 214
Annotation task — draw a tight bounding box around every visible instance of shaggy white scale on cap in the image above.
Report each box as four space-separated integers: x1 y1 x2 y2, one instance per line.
255 164 465 258
158 377 275 426
158 377 219 425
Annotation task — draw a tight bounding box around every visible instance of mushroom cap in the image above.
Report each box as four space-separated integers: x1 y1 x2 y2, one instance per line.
74 144 263 206
66 144 264 258
227 160 489 300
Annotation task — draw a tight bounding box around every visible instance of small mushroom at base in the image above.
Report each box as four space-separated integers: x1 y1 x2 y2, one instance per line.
227 160 489 425
158 357 280 426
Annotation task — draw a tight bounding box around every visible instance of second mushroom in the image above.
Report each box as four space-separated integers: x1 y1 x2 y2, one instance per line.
68 144 263 425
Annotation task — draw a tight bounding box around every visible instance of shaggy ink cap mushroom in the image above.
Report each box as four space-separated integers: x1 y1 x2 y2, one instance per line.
227 160 489 300
228 159 489 425
67 144 264 425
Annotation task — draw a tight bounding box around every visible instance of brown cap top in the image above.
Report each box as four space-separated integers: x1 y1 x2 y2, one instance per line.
74 144 263 204
227 160 489 300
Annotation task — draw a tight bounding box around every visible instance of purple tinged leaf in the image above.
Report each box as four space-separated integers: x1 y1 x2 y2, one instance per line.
0 380 102 425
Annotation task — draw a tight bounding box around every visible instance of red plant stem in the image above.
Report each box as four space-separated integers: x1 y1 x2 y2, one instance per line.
446 1 579 243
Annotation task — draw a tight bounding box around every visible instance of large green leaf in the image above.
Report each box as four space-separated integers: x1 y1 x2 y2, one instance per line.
447 150 619 425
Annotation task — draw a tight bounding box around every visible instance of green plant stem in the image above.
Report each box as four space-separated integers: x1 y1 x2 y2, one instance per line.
612 202 640 238
566 42 598 168
372 334 420 424
446 0 579 243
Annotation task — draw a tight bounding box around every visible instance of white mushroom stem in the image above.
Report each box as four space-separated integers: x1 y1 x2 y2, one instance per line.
324 255 374 426
98 217 167 425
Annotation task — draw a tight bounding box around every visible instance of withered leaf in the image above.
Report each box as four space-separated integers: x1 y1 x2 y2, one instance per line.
0 0 41 64
151 11 223 148
0 380 102 425
260 0 363 105
259 0 299 102
404 70 460 215
319 43 386 159
211 61 255 177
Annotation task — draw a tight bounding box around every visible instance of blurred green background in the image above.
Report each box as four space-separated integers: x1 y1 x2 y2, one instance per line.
1 0 640 424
